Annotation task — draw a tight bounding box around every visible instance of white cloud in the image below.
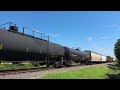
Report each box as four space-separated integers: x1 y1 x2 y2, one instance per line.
86 36 114 57
93 47 114 57
87 37 92 42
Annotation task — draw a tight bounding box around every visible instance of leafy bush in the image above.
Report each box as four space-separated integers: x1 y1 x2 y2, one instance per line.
114 39 120 67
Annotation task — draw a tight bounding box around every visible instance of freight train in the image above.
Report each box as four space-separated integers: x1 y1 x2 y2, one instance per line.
0 22 114 67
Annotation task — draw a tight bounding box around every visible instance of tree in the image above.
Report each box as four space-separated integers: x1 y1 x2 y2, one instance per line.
114 39 120 66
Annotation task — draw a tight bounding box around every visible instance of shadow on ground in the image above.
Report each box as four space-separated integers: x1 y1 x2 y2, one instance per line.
107 63 120 79
107 73 120 79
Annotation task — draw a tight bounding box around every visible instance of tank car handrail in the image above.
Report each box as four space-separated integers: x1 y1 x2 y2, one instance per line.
0 22 10 26
0 25 5 29
23 27 49 42
0 22 16 27
0 22 50 42
0 22 16 30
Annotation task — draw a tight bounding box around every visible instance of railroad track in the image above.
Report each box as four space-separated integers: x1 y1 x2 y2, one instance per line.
0 67 54 76
0 62 113 76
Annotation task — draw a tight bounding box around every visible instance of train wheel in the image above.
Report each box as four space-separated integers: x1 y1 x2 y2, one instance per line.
89 61 93 65
80 61 82 65
64 61 69 67
85 61 89 65
46 64 50 67
68 64 71 67
53 62 61 68
64 62 68 67
53 63 56 67
65 61 71 67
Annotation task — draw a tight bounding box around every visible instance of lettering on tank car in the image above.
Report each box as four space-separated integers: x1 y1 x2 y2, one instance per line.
0 43 3 50
26 48 29 52
40 50 41 54
74 54 77 57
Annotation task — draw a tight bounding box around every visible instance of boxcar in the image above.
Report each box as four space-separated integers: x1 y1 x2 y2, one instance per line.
83 50 102 63
101 55 106 63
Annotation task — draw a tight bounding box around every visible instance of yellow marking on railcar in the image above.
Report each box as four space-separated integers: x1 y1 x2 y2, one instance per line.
0 43 3 50
26 48 29 52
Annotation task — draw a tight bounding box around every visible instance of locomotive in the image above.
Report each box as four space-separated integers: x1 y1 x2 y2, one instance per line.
0 22 114 67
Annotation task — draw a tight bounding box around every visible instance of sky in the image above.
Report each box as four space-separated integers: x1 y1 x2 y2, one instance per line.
0 11 120 58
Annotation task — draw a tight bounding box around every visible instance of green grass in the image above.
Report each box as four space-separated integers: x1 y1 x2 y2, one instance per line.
42 66 111 79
